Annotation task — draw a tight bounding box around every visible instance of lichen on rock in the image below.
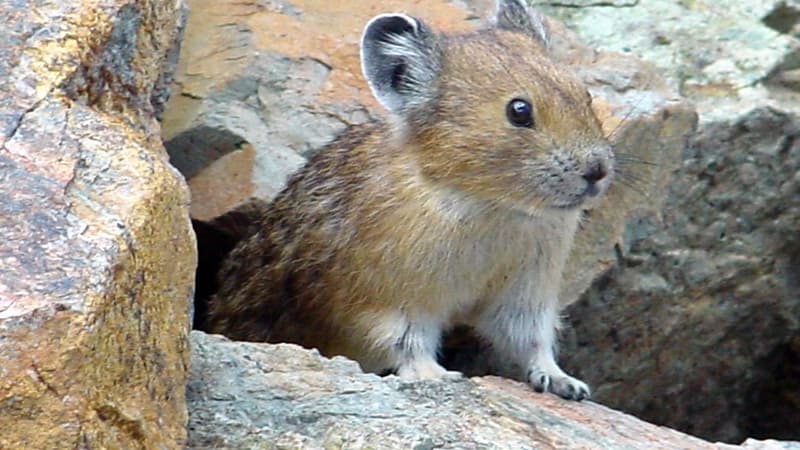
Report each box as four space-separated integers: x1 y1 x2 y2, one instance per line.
0 1 194 449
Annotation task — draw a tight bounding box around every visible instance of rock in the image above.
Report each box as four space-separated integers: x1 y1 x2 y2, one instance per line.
531 0 800 444
533 0 800 122
741 439 800 450
561 107 800 443
0 1 194 449
189 330 756 450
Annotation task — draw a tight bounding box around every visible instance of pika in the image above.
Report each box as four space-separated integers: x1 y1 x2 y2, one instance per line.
206 0 613 401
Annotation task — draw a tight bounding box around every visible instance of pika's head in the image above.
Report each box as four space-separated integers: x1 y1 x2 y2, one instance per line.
360 0 614 213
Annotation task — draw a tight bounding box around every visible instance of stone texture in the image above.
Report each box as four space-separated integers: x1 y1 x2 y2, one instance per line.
189 331 799 450
0 1 194 449
533 0 800 122
561 107 800 442
528 0 800 444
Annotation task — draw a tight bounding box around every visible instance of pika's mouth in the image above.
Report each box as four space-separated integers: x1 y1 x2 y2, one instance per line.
549 198 587 210
583 182 601 198
547 177 610 210
534 150 614 211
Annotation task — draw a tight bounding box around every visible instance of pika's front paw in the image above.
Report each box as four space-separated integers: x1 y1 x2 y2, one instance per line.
550 374 590 401
396 359 463 381
528 369 590 401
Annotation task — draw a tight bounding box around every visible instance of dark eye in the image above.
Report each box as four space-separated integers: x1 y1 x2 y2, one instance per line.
506 98 533 128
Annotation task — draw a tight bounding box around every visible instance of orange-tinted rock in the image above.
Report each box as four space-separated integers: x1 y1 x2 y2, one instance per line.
0 1 194 449
161 0 475 215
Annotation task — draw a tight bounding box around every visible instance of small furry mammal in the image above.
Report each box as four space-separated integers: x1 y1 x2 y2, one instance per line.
206 0 613 401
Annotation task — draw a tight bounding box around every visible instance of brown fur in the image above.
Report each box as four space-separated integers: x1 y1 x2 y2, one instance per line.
206 12 611 391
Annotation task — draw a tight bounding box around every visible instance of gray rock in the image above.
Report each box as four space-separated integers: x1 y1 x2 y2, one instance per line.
535 0 800 122
188 330 746 450
160 0 377 219
564 109 800 441
164 47 372 217
562 107 800 443
151 0 189 119
741 440 800 450
533 0 800 443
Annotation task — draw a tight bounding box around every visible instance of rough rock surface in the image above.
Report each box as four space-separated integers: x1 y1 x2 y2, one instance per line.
189 331 753 450
533 0 800 122
561 107 800 442
0 1 194 449
532 0 800 444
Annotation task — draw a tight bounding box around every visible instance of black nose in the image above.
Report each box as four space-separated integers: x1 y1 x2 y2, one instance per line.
582 161 608 184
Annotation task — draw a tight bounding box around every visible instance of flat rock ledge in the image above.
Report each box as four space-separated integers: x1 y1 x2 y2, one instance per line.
187 331 798 450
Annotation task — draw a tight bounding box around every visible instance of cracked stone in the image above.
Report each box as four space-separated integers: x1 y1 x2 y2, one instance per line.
0 1 195 449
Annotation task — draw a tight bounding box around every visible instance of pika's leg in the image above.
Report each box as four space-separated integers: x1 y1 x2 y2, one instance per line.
476 294 589 401
363 310 461 381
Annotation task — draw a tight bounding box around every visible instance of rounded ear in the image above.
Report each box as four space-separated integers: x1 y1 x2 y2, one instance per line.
493 0 549 47
360 13 442 115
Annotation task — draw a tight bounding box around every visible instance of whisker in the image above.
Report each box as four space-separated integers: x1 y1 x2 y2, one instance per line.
615 172 648 185
607 104 639 141
615 155 659 167
616 152 653 161
616 168 652 184
615 170 649 184
613 177 650 197
605 77 656 143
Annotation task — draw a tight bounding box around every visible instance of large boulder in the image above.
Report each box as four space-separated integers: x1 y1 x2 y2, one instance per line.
535 0 800 443
0 1 194 449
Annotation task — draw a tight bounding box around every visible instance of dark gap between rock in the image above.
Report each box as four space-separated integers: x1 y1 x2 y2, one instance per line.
763 3 800 34
741 336 800 441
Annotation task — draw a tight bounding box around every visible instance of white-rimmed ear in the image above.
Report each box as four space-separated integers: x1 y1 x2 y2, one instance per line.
360 13 442 115
493 0 549 47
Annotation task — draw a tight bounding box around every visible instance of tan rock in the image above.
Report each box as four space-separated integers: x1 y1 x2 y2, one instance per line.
162 0 478 221
0 1 194 449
